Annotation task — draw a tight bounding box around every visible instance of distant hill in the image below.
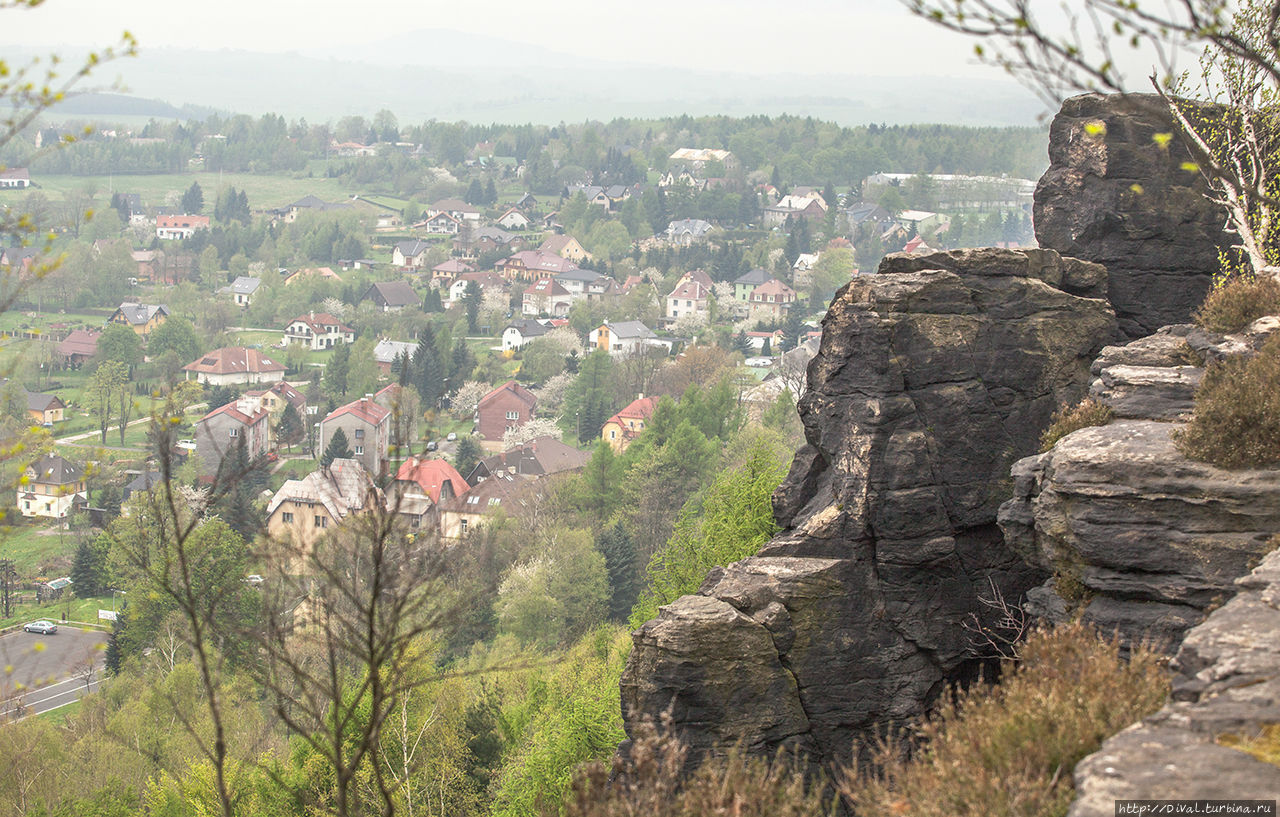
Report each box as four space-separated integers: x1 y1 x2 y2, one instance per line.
51 92 220 121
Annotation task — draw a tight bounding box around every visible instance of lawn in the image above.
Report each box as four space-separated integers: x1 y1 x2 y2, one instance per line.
0 523 79 576
0 593 115 631
1 172 357 212
39 699 82 724
268 456 318 492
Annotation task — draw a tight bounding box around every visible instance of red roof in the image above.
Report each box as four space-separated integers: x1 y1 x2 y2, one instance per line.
287 312 353 334
201 399 269 427
183 347 286 376
57 328 100 358
608 395 660 425
325 395 391 426
524 278 570 297
478 380 537 412
395 457 469 503
157 214 210 229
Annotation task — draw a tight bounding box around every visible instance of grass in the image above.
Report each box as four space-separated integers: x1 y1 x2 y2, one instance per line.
0 593 114 631
1175 334 1280 468
1039 397 1114 453
1219 723 1280 767
38 699 81 724
0 523 77 576
1 171 357 211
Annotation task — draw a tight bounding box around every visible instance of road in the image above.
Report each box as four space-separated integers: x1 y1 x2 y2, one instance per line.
0 625 108 719
54 402 207 448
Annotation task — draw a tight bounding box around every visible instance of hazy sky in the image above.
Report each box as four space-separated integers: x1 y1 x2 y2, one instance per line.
2 0 1000 77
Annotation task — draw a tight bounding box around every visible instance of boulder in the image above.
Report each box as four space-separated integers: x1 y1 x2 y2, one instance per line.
621 248 1116 768
1035 94 1232 338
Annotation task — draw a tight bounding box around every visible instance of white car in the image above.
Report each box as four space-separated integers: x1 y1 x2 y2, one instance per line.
23 620 57 635
176 439 197 451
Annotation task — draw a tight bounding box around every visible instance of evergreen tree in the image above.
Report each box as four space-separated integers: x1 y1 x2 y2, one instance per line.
760 337 772 356
277 401 304 451
784 218 800 266
412 328 444 406
70 537 107 598
782 308 805 351
463 280 482 334
562 349 615 443
97 484 122 517
207 384 237 411
454 436 483 480
326 342 351 398
597 521 639 622
484 178 498 205
181 181 204 214
449 338 476 383
321 427 353 468
104 615 125 676
731 330 752 356
465 179 484 205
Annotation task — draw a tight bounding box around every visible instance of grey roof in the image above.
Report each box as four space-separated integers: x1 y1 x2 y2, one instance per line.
123 470 162 499
290 194 330 209
504 319 549 338
114 302 169 325
364 281 419 307
473 226 517 243
267 458 376 521
27 453 82 485
229 276 261 295
603 320 656 340
373 338 418 364
25 389 61 412
554 268 606 284
469 435 590 481
394 239 432 258
665 218 713 237
734 268 773 286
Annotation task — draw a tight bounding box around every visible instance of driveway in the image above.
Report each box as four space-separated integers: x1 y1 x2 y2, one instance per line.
0 625 108 718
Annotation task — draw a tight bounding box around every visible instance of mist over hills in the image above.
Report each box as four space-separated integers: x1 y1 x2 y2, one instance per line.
23 29 1047 126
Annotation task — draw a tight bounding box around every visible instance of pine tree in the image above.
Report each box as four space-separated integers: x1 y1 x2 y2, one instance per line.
597 521 639 622
731 330 752 355
181 181 204 214
321 427 353 468
463 280 482 334
454 436 482 480
760 337 772 356
450 338 476 383
277 401 304 451
326 342 351 398
413 329 444 405
484 179 497 206
466 179 484 205
70 538 106 598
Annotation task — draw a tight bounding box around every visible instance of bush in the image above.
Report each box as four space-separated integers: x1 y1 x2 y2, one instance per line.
1193 274 1280 333
1039 397 1114 452
837 621 1169 817
1175 335 1280 468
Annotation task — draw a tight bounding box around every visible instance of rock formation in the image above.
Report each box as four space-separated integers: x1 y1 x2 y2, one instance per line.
620 248 1116 767
1069 548 1280 814
1035 94 1231 338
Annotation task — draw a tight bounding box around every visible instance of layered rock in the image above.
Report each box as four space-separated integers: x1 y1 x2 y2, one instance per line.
621 248 1116 767
1069 548 1280 815
1035 94 1231 338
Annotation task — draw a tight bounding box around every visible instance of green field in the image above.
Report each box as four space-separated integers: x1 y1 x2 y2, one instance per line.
0 593 114 631
1 171 357 211
0 523 78 576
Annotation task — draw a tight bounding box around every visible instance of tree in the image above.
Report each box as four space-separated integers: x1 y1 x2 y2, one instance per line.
562 348 616 443
96 323 143 372
181 181 204 214
88 360 127 444
412 329 444 406
454 436 483 478
147 316 203 366
276 401 304 451
597 522 639 622
326 341 351 398
321 426 353 468
463 280 482 334
71 536 108 598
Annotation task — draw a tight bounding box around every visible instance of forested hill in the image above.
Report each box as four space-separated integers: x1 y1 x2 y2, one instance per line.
15 110 1047 193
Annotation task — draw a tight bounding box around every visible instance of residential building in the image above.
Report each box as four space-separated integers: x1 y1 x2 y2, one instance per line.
748 279 798 322
666 278 711 320
283 266 342 286
156 214 211 240
457 226 524 257
56 329 100 368
108 302 168 337
0 168 31 188
553 267 610 300
195 396 271 480
502 319 549 351
374 383 418 448
601 396 660 453
733 268 774 302
449 271 508 303
372 338 418 374
498 250 579 283
588 321 659 356
496 208 530 230
183 347 287 386
522 278 572 317
266 458 380 552
243 381 308 444
667 148 739 174
861 172 1036 210
362 280 420 312
897 209 952 240
284 312 355 351
421 211 460 235
763 197 826 228
317 394 392 476
466 436 589 483
221 276 261 307
475 381 537 447
664 219 713 246
426 198 481 221
18 454 86 519
122 470 162 503
25 390 65 425
430 258 474 288
393 456 469 505
393 239 433 268
538 234 590 263
438 472 530 538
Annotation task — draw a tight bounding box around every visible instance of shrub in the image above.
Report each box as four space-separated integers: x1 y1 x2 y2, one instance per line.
1039 397 1114 452
1219 723 1280 767
1193 274 1280 332
837 621 1169 817
1175 335 1280 468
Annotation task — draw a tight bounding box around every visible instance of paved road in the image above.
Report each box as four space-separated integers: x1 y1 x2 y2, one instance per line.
0 625 108 718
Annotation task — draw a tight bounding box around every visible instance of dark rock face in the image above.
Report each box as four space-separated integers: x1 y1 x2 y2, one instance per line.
1068 549 1280 815
620 248 1116 768
1035 94 1231 338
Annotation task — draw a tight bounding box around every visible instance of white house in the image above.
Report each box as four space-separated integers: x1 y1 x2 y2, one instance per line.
284 312 355 351
588 321 660 356
18 454 86 519
502 319 550 351
496 207 530 230
221 276 261 307
666 278 711 320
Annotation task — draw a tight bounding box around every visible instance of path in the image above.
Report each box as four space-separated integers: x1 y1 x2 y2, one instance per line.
54 403 208 447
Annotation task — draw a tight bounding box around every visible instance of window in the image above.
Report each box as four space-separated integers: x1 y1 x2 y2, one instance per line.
229 427 238 437
354 428 364 439
505 410 519 420
282 512 294 523
460 518 468 534
314 515 328 528
609 430 616 439
354 445 364 455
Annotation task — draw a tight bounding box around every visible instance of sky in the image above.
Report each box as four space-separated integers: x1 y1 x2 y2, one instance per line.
1 0 999 78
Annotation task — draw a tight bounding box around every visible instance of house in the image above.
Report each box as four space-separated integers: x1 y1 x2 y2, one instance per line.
0 167 31 188
553 267 610 300
846 202 895 233
502 319 549 351
563 184 610 208
430 258 474 287
466 436 589 483
221 276 261 307
426 198 481 221
476 381 537 448
393 456 469 504
763 197 827 228
514 192 538 212
539 234 591 263
393 239 433 269
56 328 100 368
108 302 169 337
748 278 798 322
496 208 530 230
522 278 573 317
498 250 578 283
421 211 460 235
601 395 660 453
317 394 392 476
362 281 419 312
283 266 342 286
25 390 65 425
664 219 714 246
897 209 952 240
156 214 211 240
17 454 86 519
666 278 711 320
122 470 162 502
667 148 739 174
243 381 309 444
438 472 531 538
733 268 774 303
284 312 355 351
266 458 379 552
449 271 508 303
183 346 287 386
195 396 272 480
374 383 418 447
793 253 820 273
372 339 418 374
588 321 659 356
132 249 161 282
457 226 524 257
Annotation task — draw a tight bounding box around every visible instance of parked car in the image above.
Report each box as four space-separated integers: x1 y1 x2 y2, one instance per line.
176 439 197 451
426 441 438 452
446 432 457 442
23 620 57 635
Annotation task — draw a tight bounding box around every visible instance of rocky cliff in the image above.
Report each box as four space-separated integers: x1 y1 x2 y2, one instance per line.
1035 94 1231 339
620 248 1116 767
